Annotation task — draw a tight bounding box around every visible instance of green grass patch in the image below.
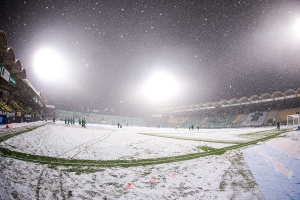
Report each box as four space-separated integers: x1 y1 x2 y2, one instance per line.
197 146 217 152
238 129 282 140
138 133 246 144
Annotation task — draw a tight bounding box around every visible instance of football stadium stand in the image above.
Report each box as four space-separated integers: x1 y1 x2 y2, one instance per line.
153 88 300 128
57 89 300 128
0 30 50 124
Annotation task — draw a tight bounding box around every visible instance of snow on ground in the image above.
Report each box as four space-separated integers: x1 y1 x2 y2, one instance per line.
145 126 276 142
0 121 275 161
0 122 232 160
0 121 298 199
242 130 300 200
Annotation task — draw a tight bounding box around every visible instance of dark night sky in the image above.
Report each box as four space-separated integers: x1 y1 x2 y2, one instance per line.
1 0 300 116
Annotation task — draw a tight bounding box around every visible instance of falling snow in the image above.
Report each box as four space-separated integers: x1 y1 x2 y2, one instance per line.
0 0 300 115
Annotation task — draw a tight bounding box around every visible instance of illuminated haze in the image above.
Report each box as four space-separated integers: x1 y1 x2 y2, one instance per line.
1 0 300 116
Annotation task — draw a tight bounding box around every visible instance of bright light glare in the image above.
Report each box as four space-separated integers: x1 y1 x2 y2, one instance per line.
294 18 300 37
141 71 180 103
33 48 65 81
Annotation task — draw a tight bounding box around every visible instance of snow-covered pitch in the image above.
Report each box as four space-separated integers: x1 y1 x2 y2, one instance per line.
0 121 299 199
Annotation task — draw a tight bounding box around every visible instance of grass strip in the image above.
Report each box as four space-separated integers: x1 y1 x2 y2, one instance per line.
197 146 217 152
0 128 288 168
238 129 281 139
138 133 247 144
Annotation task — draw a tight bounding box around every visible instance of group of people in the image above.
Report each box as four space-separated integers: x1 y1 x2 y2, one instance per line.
117 123 129 128
65 117 75 125
79 118 86 128
188 125 200 130
64 117 86 128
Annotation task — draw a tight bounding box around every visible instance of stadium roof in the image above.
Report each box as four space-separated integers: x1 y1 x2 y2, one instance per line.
160 88 300 113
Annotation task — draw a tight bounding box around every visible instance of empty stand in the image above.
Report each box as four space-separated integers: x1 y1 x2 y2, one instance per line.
277 108 300 125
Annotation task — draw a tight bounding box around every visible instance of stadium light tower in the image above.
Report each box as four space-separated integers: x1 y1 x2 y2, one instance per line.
292 16 300 41
140 70 180 104
33 48 66 81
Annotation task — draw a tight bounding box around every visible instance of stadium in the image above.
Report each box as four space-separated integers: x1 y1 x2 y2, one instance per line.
1 30 300 199
1 28 300 129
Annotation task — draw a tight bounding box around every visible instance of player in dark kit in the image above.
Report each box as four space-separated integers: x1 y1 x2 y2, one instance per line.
277 120 280 130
